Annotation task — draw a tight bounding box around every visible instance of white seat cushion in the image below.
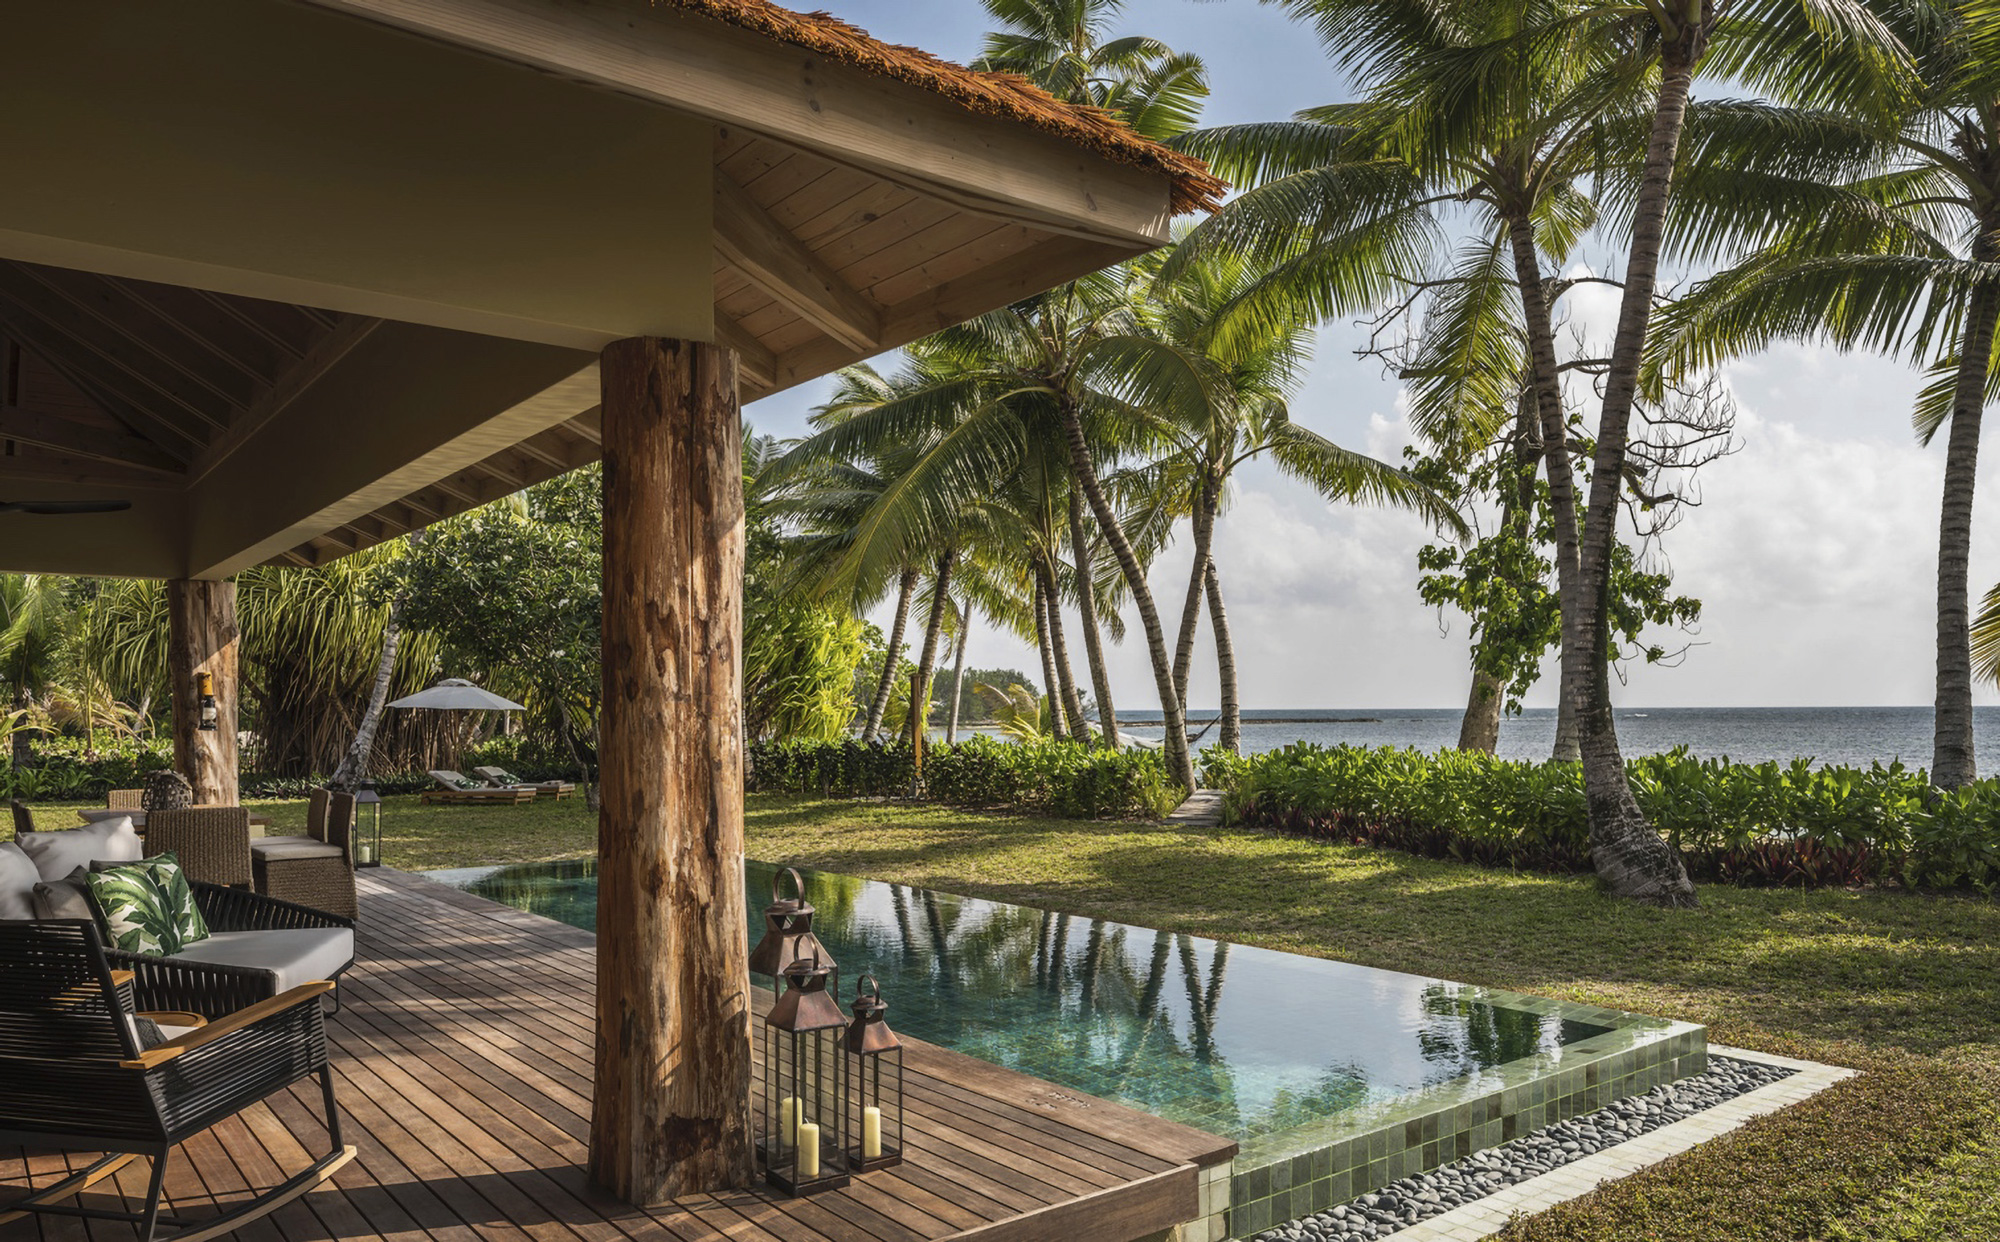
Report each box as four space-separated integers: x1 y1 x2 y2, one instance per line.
15 817 142 881
167 928 355 992
0 842 39 920
250 838 344 862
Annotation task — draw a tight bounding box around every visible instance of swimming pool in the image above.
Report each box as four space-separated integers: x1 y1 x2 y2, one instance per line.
425 857 1704 1235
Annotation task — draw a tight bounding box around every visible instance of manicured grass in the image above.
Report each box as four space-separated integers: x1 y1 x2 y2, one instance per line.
23 791 1998 1241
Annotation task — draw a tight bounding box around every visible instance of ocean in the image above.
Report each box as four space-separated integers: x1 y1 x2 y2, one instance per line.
1107 706 2000 772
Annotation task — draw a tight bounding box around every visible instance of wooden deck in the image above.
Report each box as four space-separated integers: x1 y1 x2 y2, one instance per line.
4 869 1235 1242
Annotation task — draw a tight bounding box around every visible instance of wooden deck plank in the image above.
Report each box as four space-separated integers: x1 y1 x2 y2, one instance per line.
2 869 1232 1242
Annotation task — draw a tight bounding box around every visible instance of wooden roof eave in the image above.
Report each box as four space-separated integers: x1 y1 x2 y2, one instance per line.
295 0 1183 250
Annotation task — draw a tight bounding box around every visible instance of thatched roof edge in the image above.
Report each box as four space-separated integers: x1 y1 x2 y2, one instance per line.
653 0 1227 216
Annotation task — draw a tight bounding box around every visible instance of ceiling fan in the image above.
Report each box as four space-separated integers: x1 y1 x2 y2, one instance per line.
0 499 132 515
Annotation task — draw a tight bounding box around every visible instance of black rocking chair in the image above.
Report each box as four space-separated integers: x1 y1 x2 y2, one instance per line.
0 920 354 1241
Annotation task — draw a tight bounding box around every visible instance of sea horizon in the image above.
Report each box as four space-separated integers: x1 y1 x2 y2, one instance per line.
1101 705 2000 770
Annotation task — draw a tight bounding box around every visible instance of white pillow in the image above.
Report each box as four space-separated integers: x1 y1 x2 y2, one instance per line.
0 842 38 919
15 816 142 881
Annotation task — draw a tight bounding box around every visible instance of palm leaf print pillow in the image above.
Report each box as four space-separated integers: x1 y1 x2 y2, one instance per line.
85 854 210 955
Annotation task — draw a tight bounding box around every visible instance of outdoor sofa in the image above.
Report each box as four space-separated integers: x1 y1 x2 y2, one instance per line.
1 816 356 1017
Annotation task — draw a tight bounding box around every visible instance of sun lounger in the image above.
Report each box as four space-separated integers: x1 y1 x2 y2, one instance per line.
423 770 538 806
471 766 576 799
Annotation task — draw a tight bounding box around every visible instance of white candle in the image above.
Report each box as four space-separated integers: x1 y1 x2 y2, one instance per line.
355 842 375 865
779 1097 797 1148
796 1121 820 1177
862 1106 882 1159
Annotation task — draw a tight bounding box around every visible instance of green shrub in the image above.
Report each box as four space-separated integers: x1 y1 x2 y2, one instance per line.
1215 743 2000 890
746 736 1176 819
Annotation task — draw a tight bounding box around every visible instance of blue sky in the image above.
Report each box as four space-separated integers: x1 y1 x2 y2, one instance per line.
745 0 1996 711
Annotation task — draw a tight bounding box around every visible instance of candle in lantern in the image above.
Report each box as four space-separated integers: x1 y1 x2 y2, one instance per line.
355 842 376 866
862 1106 882 1158
779 1096 798 1147
796 1122 820 1177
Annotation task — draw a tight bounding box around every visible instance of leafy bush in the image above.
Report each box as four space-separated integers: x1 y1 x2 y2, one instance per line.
747 735 1176 819
1214 743 2000 890
1 736 175 800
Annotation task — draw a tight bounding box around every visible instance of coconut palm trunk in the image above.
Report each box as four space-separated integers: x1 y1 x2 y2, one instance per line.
1204 558 1241 753
330 593 404 793
1032 575 1068 741
1933 241 2000 788
945 606 970 744
864 567 918 742
906 551 957 749
1068 489 1119 749
1503 214 1586 764
1058 397 1195 789
1568 33 1703 907
1037 554 1090 739
1173 479 1217 707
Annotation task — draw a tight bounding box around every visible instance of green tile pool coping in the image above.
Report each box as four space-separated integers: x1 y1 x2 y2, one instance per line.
1222 983 1706 1238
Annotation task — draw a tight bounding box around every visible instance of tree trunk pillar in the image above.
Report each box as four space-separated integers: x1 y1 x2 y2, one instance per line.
589 336 752 1204
167 579 239 805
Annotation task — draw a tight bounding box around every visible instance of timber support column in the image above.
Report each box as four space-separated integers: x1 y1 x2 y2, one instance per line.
589 337 752 1204
166 579 239 805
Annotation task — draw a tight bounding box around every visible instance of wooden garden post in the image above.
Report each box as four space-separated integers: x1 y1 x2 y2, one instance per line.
589 336 753 1204
166 578 239 805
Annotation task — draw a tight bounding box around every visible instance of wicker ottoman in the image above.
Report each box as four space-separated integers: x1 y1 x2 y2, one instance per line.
251 838 357 920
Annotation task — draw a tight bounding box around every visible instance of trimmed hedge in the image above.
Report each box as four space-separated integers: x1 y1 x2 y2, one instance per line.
747 735 1179 819
1 732 582 802
1210 744 2000 889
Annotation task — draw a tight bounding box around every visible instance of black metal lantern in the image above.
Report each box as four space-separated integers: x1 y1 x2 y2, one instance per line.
844 974 904 1173
353 782 383 868
761 951 850 1195
748 867 835 983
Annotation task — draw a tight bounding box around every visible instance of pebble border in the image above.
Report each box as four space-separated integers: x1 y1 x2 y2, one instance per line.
1249 1049 1845 1242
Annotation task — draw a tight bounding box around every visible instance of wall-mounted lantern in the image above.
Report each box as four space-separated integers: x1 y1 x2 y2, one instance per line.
195 671 218 732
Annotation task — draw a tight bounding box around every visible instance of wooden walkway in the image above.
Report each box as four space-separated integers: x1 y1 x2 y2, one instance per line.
3 868 1234 1242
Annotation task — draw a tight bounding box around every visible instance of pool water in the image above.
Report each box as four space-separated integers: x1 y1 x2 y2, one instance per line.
426 857 1615 1145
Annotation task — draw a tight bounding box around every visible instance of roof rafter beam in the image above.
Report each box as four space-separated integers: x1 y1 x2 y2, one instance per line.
189 316 384 486
714 174 880 353
711 312 776 388
0 404 185 474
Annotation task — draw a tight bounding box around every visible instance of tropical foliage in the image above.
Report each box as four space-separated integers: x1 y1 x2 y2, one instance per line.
1212 742 2000 890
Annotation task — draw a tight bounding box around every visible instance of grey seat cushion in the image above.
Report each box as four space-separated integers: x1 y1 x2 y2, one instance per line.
0 842 39 920
167 927 355 992
250 838 344 862
15 817 142 880
30 866 96 920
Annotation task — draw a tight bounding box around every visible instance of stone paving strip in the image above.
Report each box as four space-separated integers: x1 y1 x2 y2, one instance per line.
1249 1046 1854 1242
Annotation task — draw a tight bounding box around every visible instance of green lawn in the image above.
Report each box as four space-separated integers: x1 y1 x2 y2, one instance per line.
25 792 1999 1241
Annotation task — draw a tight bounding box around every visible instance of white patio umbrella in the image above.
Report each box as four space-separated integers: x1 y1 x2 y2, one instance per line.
387 678 526 712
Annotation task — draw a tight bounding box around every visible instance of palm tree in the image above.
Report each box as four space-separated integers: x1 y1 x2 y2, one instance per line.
775 282 1201 788
1545 0 1909 899
1127 244 1465 752
1171 0 1635 763
974 0 1209 141
1652 0 1997 788
0 575 73 764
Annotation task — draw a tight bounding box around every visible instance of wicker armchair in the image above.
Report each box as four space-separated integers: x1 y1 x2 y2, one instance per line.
251 790 357 920
0 919 353 1242
106 788 145 811
10 798 31 835
143 807 253 888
